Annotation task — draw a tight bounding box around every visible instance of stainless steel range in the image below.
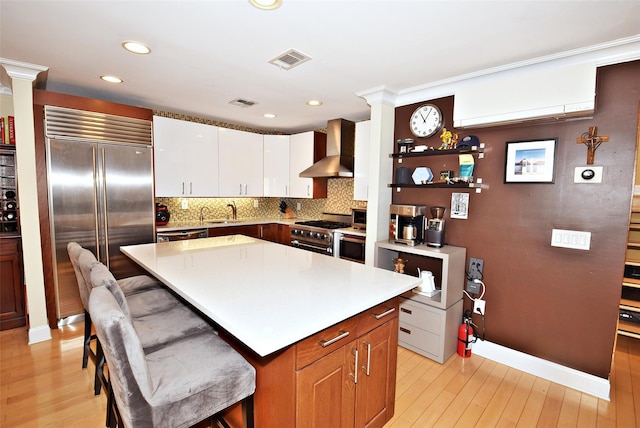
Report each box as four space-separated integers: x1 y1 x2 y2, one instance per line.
290 213 351 256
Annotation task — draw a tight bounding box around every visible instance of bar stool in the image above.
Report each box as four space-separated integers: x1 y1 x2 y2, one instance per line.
67 242 162 395
90 286 256 428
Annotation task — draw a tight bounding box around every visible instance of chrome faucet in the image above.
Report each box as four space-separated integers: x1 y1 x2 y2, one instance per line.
227 201 237 220
199 206 210 224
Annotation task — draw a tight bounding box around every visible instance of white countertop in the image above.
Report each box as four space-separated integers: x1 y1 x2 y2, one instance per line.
121 236 419 357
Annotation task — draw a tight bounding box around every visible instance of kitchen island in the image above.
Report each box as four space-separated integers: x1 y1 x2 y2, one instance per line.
121 235 420 427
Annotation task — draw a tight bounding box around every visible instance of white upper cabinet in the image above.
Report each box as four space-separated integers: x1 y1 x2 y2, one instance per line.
354 120 371 201
289 131 315 198
263 135 290 197
218 128 264 197
153 116 219 197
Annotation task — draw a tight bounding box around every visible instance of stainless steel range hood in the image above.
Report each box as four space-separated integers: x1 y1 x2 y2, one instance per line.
299 118 355 178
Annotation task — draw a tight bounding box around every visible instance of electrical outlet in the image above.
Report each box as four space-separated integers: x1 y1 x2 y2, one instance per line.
474 299 486 315
466 257 484 293
181 199 188 209
297 202 301 211
253 199 259 208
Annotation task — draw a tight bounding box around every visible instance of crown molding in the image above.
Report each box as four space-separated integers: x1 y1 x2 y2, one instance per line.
356 35 640 109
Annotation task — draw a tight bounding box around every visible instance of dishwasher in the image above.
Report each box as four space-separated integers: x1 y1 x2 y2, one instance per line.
156 229 208 242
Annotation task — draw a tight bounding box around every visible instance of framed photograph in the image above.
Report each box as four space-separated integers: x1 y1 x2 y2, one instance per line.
504 138 557 183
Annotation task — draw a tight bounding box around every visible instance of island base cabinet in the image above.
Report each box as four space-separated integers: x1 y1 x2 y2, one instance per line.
219 298 399 427
296 343 356 427
296 317 398 428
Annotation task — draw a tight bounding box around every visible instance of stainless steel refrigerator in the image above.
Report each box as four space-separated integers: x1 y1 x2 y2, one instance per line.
45 106 155 322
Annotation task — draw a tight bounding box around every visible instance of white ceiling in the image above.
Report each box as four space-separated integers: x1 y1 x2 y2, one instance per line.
1 1 639 133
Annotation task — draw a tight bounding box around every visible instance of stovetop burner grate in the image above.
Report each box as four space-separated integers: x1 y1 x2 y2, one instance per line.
295 220 351 229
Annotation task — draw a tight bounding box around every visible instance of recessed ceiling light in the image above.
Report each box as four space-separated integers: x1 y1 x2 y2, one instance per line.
122 41 151 55
264 113 277 118
249 0 282 10
100 75 123 83
306 100 322 106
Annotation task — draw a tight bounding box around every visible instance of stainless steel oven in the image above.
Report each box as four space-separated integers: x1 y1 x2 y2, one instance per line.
335 231 366 264
290 213 351 257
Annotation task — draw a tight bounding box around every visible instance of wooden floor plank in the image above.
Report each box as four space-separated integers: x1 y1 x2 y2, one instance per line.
454 362 510 426
576 392 598 428
433 358 498 427
476 366 522 427
614 335 637 427
555 387 582 427
535 382 565 427
496 371 536 427
2 326 640 427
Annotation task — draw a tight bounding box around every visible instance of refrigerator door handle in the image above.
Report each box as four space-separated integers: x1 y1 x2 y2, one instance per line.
92 146 102 261
100 147 110 266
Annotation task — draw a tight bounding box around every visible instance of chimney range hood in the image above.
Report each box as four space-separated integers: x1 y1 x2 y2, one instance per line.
299 118 355 178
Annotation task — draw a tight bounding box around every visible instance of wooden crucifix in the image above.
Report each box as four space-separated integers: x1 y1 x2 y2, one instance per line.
576 126 609 165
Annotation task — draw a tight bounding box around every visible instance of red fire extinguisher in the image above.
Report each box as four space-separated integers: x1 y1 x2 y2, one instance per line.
457 316 476 358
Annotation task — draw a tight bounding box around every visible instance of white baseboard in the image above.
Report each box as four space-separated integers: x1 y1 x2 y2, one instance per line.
473 339 610 400
28 324 52 344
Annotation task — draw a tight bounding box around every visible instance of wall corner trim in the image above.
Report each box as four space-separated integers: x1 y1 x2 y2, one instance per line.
28 325 52 345
473 339 611 400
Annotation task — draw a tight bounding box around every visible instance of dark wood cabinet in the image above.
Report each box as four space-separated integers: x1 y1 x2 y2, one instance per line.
208 224 261 239
0 237 26 330
208 223 291 246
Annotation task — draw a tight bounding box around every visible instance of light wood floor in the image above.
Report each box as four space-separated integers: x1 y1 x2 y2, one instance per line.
1 325 638 427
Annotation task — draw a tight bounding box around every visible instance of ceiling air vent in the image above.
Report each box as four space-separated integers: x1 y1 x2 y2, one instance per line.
269 49 311 70
229 98 257 108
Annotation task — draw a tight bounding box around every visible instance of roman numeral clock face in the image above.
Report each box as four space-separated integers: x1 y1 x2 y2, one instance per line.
410 104 443 138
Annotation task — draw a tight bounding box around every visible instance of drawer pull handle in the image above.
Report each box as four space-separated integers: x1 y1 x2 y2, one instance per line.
400 327 412 335
400 307 412 314
372 307 396 320
318 330 350 348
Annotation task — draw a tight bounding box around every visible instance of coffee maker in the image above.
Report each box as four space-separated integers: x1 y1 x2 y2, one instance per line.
426 206 446 247
389 204 426 246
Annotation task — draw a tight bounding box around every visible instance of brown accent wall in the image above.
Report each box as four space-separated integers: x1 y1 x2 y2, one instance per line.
392 61 640 378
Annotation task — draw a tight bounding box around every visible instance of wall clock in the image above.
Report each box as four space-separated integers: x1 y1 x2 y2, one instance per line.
410 104 443 138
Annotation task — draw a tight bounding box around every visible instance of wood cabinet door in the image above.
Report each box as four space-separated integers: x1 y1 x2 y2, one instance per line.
355 319 398 428
0 238 25 330
296 344 356 428
277 224 290 246
208 225 260 239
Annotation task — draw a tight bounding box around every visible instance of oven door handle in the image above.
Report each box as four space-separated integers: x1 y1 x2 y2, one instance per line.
291 240 333 254
341 235 365 244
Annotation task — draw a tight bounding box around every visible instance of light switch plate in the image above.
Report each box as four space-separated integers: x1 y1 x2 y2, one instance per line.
574 166 603 183
181 199 188 209
551 229 591 250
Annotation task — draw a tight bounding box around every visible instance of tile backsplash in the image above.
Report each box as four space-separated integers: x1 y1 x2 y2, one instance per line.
157 178 367 222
